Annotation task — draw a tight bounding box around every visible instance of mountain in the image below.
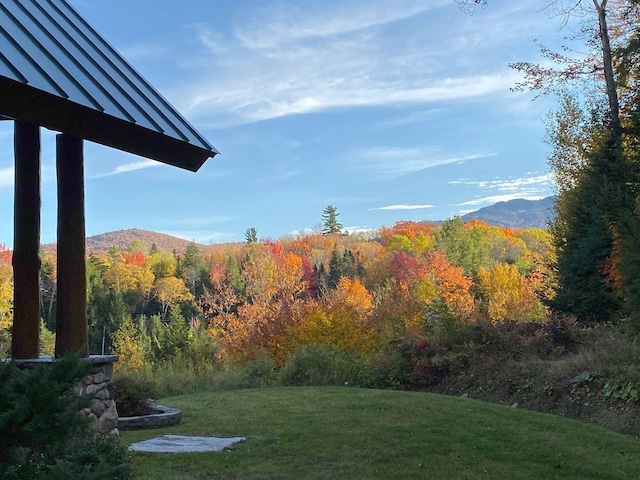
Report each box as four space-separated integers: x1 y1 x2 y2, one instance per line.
85 229 203 254
41 229 207 256
461 196 556 229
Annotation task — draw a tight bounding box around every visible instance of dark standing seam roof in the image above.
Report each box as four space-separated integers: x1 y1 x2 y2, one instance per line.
0 0 218 171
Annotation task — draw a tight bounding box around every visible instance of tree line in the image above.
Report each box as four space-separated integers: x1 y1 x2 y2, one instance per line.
0 219 553 369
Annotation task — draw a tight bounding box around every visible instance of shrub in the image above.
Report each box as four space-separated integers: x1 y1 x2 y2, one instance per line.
0 353 131 479
279 344 378 387
243 356 278 386
112 371 160 417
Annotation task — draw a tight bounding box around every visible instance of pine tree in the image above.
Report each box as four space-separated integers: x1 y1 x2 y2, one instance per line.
245 227 258 243
321 205 343 235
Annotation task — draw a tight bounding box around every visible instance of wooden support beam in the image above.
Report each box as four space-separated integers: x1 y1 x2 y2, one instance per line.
11 121 41 359
55 134 88 357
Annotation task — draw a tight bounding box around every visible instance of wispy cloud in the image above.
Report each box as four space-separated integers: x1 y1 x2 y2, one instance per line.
169 0 531 127
92 160 161 178
0 167 14 188
163 230 237 244
450 173 553 208
450 174 553 191
352 147 495 179
371 204 434 211
233 1 448 48
344 225 375 234
456 193 545 207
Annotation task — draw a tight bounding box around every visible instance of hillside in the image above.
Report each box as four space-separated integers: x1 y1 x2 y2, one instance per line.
85 229 204 253
462 196 556 229
41 229 206 255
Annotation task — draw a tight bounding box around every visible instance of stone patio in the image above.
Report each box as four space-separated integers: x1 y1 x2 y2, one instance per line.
128 435 246 453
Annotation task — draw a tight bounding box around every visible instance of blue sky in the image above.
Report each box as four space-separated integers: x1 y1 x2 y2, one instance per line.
0 0 568 246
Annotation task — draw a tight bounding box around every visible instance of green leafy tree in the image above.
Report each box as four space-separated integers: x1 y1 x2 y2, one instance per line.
321 205 343 235
435 217 489 276
180 242 208 298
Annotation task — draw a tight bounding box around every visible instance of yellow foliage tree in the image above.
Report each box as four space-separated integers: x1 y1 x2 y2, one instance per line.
284 278 377 357
0 263 13 331
154 276 193 317
148 250 177 278
477 263 547 323
104 262 154 294
112 316 147 372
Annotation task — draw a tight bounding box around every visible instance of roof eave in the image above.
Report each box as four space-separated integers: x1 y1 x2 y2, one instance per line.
0 77 218 172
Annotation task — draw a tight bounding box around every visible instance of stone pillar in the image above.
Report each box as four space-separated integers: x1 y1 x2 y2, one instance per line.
12 121 41 359
75 355 120 436
55 134 88 357
14 355 120 436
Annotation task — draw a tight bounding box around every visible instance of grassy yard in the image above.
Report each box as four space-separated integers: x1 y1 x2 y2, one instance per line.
121 387 640 479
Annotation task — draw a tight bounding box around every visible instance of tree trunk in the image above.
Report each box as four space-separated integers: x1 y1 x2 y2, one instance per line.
594 0 622 142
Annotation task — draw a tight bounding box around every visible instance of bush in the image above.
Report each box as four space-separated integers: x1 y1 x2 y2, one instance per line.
112 371 160 417
243 356 278 386
0 353 131 479
279 344 378 387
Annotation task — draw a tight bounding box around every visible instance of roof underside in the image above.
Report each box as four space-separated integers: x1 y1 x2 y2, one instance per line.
0 0 218 171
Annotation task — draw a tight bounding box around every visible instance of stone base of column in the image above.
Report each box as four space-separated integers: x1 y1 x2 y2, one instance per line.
10 355 119 436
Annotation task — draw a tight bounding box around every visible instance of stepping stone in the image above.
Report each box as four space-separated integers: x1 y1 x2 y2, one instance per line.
129 435 245 453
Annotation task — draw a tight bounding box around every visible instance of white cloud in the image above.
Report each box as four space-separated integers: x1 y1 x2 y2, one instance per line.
451 174 553 191
344 225 375 234
163 230 236 244
372 204 434 211
0 167 14 188
456 193 545 207
353 147 495 178
233 1 448 48
93 160 161 178
168 0 533 127
182 69 521 127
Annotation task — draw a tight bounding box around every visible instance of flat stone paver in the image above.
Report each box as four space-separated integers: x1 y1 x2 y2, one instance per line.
128 435 245 453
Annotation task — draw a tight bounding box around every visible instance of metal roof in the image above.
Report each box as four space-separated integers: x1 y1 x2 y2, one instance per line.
0 0 218 171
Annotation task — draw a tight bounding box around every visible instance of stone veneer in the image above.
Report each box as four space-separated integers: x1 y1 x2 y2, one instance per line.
13 355 119 436
75 355 120 436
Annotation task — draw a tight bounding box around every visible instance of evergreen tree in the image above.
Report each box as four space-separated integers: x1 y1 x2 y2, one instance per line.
321 205 343 235
181 242 208 297
551 128 640 322
245 227 258 243
226 256 245 296
328 248 343 288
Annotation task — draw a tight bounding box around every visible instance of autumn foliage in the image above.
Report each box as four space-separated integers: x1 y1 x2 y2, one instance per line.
0 219 554 367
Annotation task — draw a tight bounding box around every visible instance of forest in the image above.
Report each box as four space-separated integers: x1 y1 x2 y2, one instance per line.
0 217 554 368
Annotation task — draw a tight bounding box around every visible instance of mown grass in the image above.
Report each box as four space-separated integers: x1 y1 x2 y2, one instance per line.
121 386 640 479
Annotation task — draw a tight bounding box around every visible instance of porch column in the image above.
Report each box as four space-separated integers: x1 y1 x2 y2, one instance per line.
11 121 41 359
55 134 88 357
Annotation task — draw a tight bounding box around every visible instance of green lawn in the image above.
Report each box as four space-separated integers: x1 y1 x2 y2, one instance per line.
121 387 640 479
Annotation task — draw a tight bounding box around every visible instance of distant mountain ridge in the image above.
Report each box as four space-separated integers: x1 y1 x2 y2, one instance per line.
85 229 203 253
40 198 556 255
461 196 556 229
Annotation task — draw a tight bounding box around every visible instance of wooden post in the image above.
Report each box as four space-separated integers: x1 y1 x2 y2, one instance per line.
11 121 41 359
55 134 88 357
